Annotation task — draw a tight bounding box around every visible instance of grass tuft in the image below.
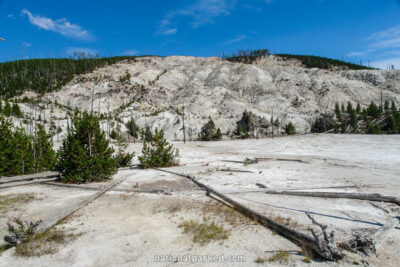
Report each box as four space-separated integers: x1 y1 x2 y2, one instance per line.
268 251 289 264
178 220 229 245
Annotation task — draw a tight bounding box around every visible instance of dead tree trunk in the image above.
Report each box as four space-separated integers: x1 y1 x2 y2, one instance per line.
262 190 400 206
153 168 344 261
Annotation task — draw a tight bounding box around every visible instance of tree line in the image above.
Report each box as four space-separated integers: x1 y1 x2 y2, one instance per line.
0 55 137 98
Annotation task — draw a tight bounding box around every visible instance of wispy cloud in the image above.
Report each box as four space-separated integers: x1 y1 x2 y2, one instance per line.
223 34 246 45
347 24 400 69
22 42 32 47
370 57 400 70
22 9 94 41
66 47 98 56
368 24 400 49
123 49 139 56
7 14 15 19
158 0 236 35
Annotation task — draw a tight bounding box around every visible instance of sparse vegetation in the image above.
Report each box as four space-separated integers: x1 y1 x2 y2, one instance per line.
125 118 140 139
303 257 312 263
276 54 372 70
0 194 35 216
268 251 289 264
15 229 80 257
178 220 229 245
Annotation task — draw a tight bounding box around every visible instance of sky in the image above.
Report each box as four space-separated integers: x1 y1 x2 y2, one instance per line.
1 0 400 69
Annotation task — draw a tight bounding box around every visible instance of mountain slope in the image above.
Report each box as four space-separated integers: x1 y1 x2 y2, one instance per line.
17 55 400 140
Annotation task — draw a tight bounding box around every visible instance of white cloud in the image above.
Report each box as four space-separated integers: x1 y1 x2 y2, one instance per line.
370 57 400 70
368 24 400 49
7 14 15 19
223 34 246 45
123 49 139 56
158 0 235 35
22 9 94 41
22 42 32 47
346 49 375 57
66 47 98 57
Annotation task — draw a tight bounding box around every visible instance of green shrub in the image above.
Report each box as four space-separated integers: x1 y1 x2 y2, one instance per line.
12 103 23 118
55 111 117 183
138 128 179 168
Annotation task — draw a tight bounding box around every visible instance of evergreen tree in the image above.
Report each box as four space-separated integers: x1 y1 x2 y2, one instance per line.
12 103 23 118
138 128 179 168
341 103 345 113
56 111 117 183
356 102 361 114
199 117 222 141
346 102 354 114
0 116 34 176
367 101 381 119
335 102 342 121
284 122 296 135
384 100 390 112
33 124 56 172
125 118 139 139
114 136 134 167
141 126 153 142
0 99 2 114
4 100 11 117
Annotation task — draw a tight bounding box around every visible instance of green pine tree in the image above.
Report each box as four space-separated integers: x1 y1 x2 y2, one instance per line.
356 102 361 114
4 100 12 117
55 111 117 183
33 124 56 172
284 122 296 135
12 103 23 118
125 118 139 139
138 128 179 168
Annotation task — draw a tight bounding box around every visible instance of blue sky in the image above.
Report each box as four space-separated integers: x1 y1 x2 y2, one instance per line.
1 0 400 69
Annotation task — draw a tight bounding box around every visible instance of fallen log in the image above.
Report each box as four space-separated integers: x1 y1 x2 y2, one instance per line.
262 190 400 206
0 171 59 184
0 177 58 189
35 176 128 233
153 168 344 261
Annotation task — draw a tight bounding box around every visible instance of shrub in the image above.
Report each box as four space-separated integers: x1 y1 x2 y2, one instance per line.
284 122 296 135
115 136 134 167
55 111 117 183
138 128 179 168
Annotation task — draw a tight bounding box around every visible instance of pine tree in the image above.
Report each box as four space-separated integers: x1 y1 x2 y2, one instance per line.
56 111 117 183
4 100 11 117
138 128 178 168
12 103 23 118
125 118 139 139
335 102 342 121
346 101 354 114
199 117 221 141
356 102 361 114
284 122 296 135
0 116 34 176
33 124 56 172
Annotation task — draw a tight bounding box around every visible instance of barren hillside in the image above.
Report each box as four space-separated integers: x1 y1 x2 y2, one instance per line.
18 55 400 140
